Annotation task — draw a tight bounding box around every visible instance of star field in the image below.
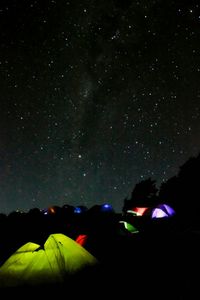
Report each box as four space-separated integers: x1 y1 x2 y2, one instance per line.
0 0 200 214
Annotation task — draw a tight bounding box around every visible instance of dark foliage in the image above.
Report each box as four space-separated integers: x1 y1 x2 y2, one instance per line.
123 177 159 212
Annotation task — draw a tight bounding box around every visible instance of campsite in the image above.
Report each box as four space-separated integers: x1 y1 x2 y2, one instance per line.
1 1 200 298
0 202 199 299
1 153 200 298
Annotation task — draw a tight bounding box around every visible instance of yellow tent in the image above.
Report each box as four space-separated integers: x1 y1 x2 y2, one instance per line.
0 233 98 288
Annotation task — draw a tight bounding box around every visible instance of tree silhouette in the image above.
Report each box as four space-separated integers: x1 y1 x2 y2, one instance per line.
123 178 159 212
159 176 179 209
159 152 200 224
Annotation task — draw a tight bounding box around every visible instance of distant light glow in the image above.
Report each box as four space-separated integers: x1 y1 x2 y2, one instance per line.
101 203 113 212
48 207 56 214
74 206 82 214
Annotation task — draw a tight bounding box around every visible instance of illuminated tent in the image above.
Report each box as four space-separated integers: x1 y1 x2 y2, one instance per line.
127 207 149 216
151 203 175 219
0 233 98 288
100 203 114 213
74 205 88 214
75 234 88 247
119 221 139 234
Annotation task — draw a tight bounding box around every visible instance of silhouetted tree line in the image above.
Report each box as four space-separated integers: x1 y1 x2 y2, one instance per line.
123 151 200 226
123 177 159 211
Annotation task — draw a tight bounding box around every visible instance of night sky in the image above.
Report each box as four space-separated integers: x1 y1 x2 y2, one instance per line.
0 0 200 214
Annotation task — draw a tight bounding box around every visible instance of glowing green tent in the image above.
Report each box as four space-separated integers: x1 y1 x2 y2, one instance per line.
119 221 139 234
0 233 98 288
